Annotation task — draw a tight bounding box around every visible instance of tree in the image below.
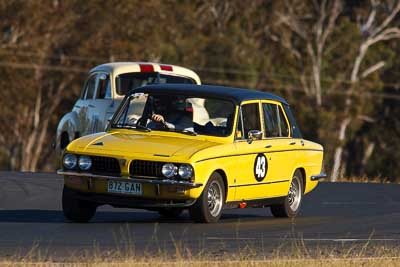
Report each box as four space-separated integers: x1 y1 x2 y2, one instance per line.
0 1 83 171
330 0 400 181
269 0 342 107
261 0 399 181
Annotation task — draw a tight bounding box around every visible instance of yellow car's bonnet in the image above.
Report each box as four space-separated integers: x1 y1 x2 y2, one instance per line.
66 131 219 160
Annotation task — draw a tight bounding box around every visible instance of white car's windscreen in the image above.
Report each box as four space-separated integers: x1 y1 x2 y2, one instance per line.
116 73 196 95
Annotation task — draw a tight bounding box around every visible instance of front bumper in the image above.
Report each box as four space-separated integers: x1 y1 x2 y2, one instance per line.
66 187 197 209
58 170 203 207
310 172 328 181
57 170 203 188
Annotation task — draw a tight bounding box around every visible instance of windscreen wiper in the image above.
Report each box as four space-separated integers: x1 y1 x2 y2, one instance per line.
173 129 198 136
111 123 151 132
135 124 151 132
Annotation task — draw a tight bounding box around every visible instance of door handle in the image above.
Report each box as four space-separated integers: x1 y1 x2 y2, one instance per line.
265 144 272 148
289 141 296 145
88 104 95 108
75 105 81 108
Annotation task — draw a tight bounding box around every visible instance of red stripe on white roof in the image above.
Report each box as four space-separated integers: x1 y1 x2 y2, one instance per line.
139 64 154 72
160 65 173 71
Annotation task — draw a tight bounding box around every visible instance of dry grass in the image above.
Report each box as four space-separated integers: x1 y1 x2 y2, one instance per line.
326 176 397 183
1 238 400 267
2 256 400 267
1 258 400 267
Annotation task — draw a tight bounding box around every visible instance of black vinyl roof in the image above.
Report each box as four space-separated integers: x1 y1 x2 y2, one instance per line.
130 84 288 105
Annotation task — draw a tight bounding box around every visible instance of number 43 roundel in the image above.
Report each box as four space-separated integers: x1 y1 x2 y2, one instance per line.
254 153 268 182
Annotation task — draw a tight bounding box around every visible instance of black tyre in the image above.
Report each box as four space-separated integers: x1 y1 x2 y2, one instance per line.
190 172 225 223
271 170 304 218
62 187 97 223
157 208 183 218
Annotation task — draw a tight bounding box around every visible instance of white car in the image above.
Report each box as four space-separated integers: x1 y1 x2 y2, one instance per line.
56 62 201 155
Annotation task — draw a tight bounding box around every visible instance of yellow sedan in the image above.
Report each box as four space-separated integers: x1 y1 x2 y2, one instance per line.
58 84 326 223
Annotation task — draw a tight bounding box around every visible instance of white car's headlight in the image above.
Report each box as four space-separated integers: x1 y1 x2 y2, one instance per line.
162 163 177 178
178 164 194 180
78 155 92 171
63 154 77 169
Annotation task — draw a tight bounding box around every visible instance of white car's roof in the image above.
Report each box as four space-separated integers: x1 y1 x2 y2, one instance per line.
90 62 201 84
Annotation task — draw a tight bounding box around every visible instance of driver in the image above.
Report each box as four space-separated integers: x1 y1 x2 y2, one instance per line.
148 96 194 131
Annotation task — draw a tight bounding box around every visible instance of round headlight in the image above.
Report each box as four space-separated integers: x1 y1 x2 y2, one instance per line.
78 155 92 171
63 154 77 169
178 164 194 180
162 163 177 178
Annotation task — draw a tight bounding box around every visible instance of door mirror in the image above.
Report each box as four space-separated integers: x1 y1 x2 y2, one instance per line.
247 130 262 143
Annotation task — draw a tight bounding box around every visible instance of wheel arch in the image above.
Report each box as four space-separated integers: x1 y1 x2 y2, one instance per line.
293 167 306 193
56 111 81 154
212 169 228 201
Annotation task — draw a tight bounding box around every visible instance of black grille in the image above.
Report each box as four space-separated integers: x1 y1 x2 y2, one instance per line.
129 160 164 178
91 156 121 175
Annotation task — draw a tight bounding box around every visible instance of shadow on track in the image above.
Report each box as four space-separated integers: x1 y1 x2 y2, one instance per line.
0 209 268 224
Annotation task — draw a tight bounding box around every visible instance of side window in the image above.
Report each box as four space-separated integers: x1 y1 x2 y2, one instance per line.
241 103 261 139
96 74 111 99
262 103 290 137
277 106 289 137
82 74 97 100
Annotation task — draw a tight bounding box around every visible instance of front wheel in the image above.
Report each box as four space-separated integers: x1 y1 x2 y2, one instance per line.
271 170 304 218
190 172 225 223
62 187 97 223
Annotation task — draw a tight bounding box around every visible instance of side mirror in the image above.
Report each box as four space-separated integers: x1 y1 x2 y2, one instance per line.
247 130 262 144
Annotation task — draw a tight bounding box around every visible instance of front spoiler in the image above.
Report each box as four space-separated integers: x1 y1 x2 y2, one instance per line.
57 170 203 188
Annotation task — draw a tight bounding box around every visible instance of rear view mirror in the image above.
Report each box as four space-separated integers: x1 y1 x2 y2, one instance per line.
247 130 262 143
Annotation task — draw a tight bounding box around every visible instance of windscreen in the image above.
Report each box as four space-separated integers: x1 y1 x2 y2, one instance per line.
112 93 235 137
115 72 195 95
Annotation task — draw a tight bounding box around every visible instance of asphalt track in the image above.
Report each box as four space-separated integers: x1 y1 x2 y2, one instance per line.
0 171 400 259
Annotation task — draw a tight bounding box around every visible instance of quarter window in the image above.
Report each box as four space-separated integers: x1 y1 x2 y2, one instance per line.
96 74 111 99
82 74 97 100
262 103 289 137
236 110 243 139
240 103 261 139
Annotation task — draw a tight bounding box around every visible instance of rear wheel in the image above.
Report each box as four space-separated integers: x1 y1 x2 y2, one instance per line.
62 187 97 223
190 172 225 223
271 170 303 218
157 208 183 218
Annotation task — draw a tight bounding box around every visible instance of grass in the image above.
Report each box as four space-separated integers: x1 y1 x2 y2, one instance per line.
2 253 400 266
334 176 394 183
2 236 400 266
2 258 400 267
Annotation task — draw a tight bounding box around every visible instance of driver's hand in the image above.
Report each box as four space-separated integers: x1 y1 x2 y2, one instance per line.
151 114 165 123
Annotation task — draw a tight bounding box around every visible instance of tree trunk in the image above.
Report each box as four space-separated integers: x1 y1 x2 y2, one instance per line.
331 117 351 181
360 142 375 177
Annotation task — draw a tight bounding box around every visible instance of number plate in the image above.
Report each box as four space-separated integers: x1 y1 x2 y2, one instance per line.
107 180 142 195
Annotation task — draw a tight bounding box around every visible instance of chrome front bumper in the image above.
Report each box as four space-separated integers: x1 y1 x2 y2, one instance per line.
310 172 328 181
57 170 203 188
